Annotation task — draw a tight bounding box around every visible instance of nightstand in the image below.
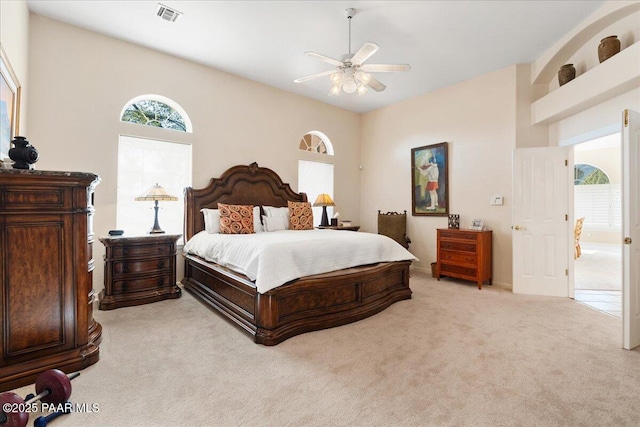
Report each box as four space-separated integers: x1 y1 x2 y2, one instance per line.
98 234 181 310
317 225 361 231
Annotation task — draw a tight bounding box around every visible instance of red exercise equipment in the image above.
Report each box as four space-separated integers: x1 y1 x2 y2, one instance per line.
0 370 79 427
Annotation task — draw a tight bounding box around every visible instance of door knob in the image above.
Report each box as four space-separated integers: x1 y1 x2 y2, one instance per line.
513 225 526 231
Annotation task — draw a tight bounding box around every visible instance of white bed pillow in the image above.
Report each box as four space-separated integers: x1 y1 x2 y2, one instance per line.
263 206 289 218
262 206 290 230
262 215 289 232
253 206 264 233
201 208 221 234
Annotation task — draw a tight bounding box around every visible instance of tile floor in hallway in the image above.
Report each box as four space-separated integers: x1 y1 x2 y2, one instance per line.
574 242 621 318
574 290 621 318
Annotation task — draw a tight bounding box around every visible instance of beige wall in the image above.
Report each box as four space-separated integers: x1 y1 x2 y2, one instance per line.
27 15 361 292
0 0 30 136
360 66 516 287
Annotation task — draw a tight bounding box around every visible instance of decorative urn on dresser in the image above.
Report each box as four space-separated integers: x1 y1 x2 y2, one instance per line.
0 169 102 391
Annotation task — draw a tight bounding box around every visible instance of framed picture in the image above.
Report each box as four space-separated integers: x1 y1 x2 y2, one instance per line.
411 142 448 216
0 45 21 160
470 218 484 230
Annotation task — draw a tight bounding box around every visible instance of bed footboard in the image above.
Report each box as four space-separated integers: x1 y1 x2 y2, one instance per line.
182 255 411 345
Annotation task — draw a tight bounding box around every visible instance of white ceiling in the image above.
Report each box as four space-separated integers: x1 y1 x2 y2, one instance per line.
26 0 604 113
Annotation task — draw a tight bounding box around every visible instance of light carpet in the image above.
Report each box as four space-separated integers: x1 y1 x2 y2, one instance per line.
11 271 640 426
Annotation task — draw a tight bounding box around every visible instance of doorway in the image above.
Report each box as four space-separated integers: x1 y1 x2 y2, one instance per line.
573 133 622 318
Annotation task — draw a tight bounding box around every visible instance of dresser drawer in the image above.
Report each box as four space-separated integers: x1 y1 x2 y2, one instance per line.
113 258 171 276
113 275 170 293
1 186 72 211
440 250 477 266
112 244 174 259
439 241 477 252
440 263 477 278
438 230 478 241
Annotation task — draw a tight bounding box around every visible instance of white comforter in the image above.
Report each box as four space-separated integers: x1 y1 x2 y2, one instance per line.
183 229 417 294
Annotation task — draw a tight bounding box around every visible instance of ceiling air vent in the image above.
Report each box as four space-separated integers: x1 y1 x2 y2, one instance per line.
156 4 182 22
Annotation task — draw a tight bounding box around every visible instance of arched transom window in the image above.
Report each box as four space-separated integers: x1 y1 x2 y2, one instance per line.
120 95 192 132
574 163 610 185
299 131 334 155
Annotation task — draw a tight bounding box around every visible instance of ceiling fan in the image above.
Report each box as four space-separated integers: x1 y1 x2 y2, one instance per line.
294 8 411 96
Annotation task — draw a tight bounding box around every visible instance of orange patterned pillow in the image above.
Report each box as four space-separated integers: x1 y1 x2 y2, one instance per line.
218 203 254 234
288 201 313 230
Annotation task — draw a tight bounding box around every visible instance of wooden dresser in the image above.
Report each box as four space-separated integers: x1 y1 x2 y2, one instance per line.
99 234 181 310
0 170 102 391
436 228 492 289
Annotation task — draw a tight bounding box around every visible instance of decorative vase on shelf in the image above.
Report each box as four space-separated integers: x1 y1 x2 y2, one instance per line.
8 136 39 170
558 64 576 86
598 35 621 63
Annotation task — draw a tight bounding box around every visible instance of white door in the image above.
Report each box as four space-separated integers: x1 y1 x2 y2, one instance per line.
622 109 640 350
513 147 570 296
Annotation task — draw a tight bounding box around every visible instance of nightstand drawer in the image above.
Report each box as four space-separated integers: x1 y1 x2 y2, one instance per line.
114 275 170 293
112 244 174 259
440 250 477 266
439 241 477 252
113 258 171 276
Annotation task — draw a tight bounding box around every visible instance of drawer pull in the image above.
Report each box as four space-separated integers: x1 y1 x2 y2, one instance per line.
158 261 165 269
158 277 164 286
123 248 128 254
123 264 129 273
122 282 128 290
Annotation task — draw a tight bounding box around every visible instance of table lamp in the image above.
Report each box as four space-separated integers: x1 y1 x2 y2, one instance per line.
135 183 178 234
313 193 335 227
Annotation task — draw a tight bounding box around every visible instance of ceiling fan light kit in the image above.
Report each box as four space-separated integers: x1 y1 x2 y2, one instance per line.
294 8 411 96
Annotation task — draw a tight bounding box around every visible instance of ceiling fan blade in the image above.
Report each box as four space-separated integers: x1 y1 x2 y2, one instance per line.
350 42 380 66
367 76 386 92
305 51 344 67
294 70 336 83
361 64 412 73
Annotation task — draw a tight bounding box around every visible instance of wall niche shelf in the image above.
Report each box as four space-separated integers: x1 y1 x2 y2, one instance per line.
531 41 640 125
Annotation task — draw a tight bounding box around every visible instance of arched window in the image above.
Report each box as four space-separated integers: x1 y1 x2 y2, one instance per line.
574 163 619 231
297 131 335 226
299 131 334 155
574 163 610 185
117 95 193 239
120 94 193 133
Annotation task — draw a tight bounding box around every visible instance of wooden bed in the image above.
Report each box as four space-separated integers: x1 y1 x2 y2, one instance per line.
182 162 412 345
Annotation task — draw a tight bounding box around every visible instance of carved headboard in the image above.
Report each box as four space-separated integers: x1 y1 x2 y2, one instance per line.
184 162 307 240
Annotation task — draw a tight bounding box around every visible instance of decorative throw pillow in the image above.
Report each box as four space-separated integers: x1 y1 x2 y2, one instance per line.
288 201 313 230
201 208 221 234
217 203 254 234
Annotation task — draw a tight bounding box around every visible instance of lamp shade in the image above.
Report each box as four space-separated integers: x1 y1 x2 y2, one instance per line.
313 193 335 207
135 184 178 202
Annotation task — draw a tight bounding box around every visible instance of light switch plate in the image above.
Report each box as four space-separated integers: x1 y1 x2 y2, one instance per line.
491 196 503 205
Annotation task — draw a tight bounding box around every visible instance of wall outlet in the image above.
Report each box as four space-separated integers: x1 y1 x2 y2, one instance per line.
491 196 504 205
